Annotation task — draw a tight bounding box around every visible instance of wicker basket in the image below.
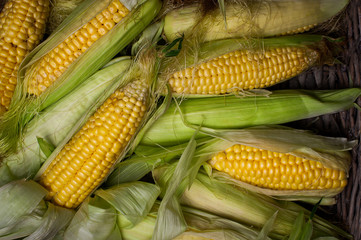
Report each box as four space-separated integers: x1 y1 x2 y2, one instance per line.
271 0 361 238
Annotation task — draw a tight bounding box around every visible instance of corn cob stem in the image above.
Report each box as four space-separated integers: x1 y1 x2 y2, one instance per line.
39 79 148 208
0 0 49 112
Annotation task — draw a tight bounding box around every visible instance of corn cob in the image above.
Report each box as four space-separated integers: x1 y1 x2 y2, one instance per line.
163 0 349 42
0 0 49 112
0 0 161 158
168 46 318 95
26 0 129 96
0 57 131 187
210 144 347 191
39 79 148 208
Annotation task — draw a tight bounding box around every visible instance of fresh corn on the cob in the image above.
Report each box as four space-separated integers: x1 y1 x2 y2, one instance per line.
159 35 333 96
210 144 347 191
0 57 131 187
111 125 354 203
39 79 148 208
26 0 130 96
168 45 319 95
0 0 49 112
163 0 349 42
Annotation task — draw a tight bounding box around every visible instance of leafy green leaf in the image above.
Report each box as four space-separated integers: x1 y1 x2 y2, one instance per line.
37 137 55 158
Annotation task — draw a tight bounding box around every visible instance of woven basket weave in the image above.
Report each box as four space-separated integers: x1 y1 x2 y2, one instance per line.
271 0 361 238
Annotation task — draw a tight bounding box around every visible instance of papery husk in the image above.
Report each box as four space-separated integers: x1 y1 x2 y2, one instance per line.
120 200 269 240
163 0 349 42
0 180 74 239
63 181 160 240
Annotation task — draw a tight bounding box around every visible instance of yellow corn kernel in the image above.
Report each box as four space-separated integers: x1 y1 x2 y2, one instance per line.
168 47 319 95
0 0 49 112
39 79 148 208
209 144 347 190
27 0 129 96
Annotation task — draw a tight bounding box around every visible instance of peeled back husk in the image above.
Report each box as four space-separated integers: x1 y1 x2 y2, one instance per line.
0 180 74 239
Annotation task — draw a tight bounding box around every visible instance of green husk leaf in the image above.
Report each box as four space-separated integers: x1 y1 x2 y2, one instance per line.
25 203 74 240
141 88 361 146
301 221 314 240
105 139 212 186
218 0 226 29
0 180 47 228
0 217 43 239
121 214 156 240
288 212 305 240
0 180 73 239
36 137 55 158
151 133 198 240
163 0 349 42
180 203 265 240
64 197 121 240
0 57 131 186
256 211 278 240
121 199 270 240
132 20 165 56
96 181 160 228
0 201 46 240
